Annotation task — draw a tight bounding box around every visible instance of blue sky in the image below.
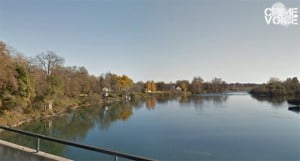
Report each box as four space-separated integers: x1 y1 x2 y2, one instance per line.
1 0 299 83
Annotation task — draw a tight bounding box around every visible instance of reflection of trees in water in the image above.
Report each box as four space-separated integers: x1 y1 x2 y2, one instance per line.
0 95 231 156
156 97 170 104
0 103 136 155
0 106 104 155
98 103 133 130
288 107 300 114
250 95 287 107
176 95 228 107
142 95 228 108
200 95 228 104
178 96 190 104
130 99 144 110
146 97 156 110
0 121 65 155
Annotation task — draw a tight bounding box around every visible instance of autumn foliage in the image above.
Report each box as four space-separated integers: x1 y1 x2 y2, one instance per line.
145 81 156 92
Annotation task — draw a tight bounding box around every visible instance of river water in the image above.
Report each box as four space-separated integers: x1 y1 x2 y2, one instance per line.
1 92 299 161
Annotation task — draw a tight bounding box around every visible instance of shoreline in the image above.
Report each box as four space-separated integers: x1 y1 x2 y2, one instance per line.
0 91 244 129
0 104 92 130
0 93 141 129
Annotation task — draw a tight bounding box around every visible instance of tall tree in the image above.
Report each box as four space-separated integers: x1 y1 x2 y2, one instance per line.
33 51 64 113
176 80 190 92
145 81 156 92
191 77 204 94
118 75 134 94
33 51 64 76
43 74 63 112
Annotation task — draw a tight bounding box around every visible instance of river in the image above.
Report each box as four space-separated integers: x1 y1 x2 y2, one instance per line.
0 92 299 161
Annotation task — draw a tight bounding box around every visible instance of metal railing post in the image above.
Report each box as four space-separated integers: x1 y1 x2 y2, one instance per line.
115 155 118 161
36 137 40 152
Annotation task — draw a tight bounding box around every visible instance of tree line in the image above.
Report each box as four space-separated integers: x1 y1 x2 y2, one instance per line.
250 77 300 97
0 41 288 115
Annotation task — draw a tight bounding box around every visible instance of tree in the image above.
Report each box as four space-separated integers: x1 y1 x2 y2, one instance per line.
110 73 121 94
249 77 299 97
176 80 190 92
284 77 300 95
268 77 281 84
43 75 63 113
118 75 134 94
266 77 286 96
99 73 134 96
132 81 145 93
33 51 64 113
14 65 35 108
210 77 227 92
99 73 114 91
191 77 203 94
156 81 167 91
0 42 36 111
33 51 64 76
145 81 156 92
0 42 17 92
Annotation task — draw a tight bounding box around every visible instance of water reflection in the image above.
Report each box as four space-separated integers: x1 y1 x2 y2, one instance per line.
288 106 300 114
0 93 298 160
0 95 231 151
144 95 229 109
146 97 156 110
144 94 229 111
178 95 228 106
250 95 287 107
99 103 133 129
249 94 300 114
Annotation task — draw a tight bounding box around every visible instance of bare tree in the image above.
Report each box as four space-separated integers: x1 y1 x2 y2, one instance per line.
34 51 64 76
32 51 64 113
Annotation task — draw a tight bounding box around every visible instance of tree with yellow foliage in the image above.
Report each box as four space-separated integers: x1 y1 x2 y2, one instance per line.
118 75 134 93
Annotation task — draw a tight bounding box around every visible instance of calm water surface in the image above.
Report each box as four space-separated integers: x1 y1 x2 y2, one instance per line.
1 93 299 161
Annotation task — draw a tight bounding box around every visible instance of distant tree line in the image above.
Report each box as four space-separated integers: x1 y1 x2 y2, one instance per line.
139 77 256 95
250 77 300 97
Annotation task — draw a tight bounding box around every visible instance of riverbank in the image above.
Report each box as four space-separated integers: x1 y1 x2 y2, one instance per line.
0 104 91 127
0 91 191 127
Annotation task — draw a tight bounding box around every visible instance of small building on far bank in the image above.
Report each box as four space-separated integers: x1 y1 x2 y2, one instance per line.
176 86 182 91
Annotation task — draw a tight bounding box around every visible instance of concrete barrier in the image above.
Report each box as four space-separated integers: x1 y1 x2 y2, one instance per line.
0 139 72 161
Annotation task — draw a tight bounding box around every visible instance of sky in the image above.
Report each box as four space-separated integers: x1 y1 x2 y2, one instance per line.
0 0 299 83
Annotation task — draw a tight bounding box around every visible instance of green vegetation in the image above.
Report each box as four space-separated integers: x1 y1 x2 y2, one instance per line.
0 41 298 125
250 77 300 97
0 42 134 125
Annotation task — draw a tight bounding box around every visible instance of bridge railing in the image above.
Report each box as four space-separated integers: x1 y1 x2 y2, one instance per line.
0 125 156 161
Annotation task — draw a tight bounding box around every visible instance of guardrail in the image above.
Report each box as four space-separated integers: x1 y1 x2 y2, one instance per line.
0 125 156 161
